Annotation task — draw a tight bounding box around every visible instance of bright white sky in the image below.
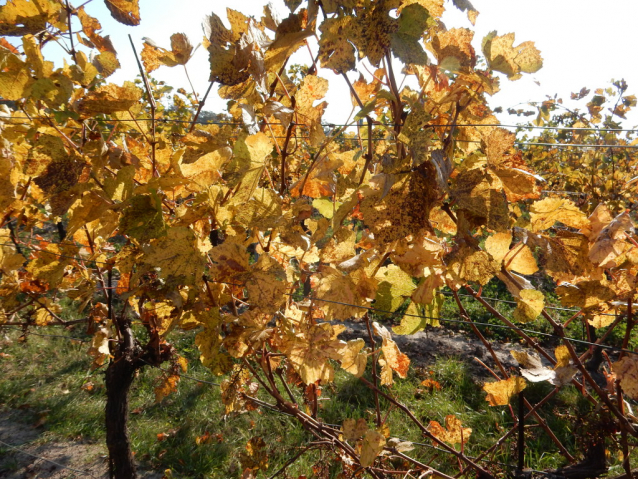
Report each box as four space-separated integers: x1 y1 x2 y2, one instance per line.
44 0 638 126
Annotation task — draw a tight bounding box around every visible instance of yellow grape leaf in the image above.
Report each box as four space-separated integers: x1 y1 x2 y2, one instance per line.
483 376 526 406
0 0 62 36
92 51 120 78
76 6 116 53
503 243 538 275
482 31 542 80
230 132 273 203
243 254 288 314
588 211 634 268
141 33 193 73
429 415 472 445
0 229 25 271
554 345 570 368
393 296 442 335
26 243 78 288
529 197 589 232
75 82 142 116
263 10 313 72
378 357 393 386
283 322 344 384
485 232 512 264
339 338 368 377
446 245 501 286
179 147 231 192
585 305 616 329
556 281 615 309
613 357 638 400
118 193 166 243
375 264 417 312
142 227 207 287
513 289 544 323
144 301 176 337
451 168 509 232
315 266 377 320
428 27 475 72
196 308 232 376
176 356 188 373
88 327 111 369
342 418 368 441
360 430 386 468
375 322 410 381
104 0 140 26
318 16 358 73
154 374 179 403
390 4 430 66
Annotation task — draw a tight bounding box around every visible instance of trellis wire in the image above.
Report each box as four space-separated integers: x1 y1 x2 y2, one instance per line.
3 115 638 133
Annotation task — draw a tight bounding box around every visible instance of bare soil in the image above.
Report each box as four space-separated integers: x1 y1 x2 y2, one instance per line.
0 411 162 479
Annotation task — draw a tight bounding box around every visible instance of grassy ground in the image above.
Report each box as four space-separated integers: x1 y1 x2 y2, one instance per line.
3 319 626 479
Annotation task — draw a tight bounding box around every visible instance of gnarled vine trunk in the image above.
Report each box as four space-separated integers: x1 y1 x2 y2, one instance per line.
105 352 140 479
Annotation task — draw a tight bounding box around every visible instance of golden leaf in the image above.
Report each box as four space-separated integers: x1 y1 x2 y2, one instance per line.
76 6 116 53
429 415 472 445
141 227 207 287
428 28 476 72
141 33 193 73
588 211 634 268
451 168 509 232
154 374 179 403
375 264 417 312
0 229 25 271
104 0 140 26
445 245 501 286
482 31 542 80
513 289 544 323
556 280 615 310
485 232 512 264
75 82 142 116
283 321 344 384
342 418 368 441
613 357 638 400
318 16 358 73
118 193 166 243
196 309 232 376
243 254 288 314
26 243 77 288
315 266 376 320
0 0 62 36
360 430 386 468
483 376 526 406
0 50 32 101
339 338 368 377
179 147 231 192
375 322 410 381
504 243 538 275
529 197 589 232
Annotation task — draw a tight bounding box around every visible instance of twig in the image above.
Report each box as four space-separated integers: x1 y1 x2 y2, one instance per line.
189 81 214 132
364 313 382 428
128 34 157 177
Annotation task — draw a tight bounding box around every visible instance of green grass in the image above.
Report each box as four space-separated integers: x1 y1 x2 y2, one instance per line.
0 325 634 478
